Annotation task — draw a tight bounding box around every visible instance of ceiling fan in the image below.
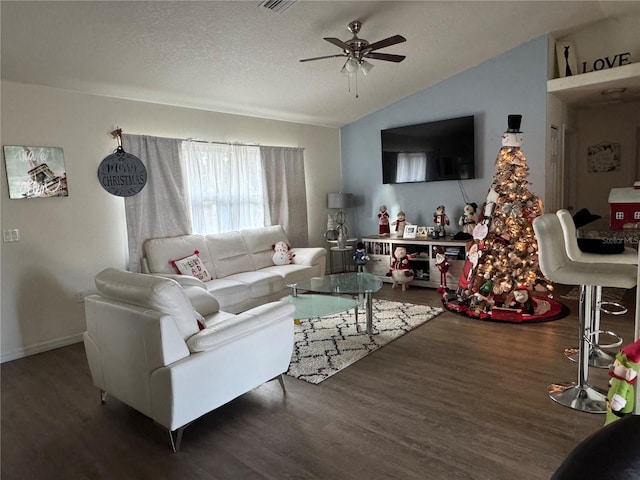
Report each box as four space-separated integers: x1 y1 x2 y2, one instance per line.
300 20 406 96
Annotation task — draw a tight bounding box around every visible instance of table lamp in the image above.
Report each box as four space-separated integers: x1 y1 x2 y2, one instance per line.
327 192 353 248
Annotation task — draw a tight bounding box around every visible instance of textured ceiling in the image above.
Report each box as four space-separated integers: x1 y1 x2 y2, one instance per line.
2 1 639 127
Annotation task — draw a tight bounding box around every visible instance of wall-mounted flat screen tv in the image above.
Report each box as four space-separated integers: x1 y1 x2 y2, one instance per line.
381 115 475 184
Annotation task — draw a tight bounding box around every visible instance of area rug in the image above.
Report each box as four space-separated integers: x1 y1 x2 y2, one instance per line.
560 286 626 304
286 299 443 384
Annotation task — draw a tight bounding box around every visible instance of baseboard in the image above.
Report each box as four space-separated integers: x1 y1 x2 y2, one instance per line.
1 333 84 363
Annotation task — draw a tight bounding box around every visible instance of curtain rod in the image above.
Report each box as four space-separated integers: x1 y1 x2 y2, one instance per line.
183 138 260 147
114 130 304 150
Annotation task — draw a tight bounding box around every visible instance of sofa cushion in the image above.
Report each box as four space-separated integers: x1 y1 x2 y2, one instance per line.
144 234 213 276
260 264 316 286
95 268 199 340
225 270 285 299
171 251 214 281
241 225 290 271
201 278 251 309
205 231 254 278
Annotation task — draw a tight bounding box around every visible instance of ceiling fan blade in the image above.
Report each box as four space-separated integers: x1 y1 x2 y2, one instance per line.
323 37 354 54
365 52 406 63
299 53 348 62
364 35 406 53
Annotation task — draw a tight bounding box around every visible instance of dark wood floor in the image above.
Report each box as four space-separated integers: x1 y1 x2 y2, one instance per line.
2 284 636 480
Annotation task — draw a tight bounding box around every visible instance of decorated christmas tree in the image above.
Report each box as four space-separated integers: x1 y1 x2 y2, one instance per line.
455 115 545 315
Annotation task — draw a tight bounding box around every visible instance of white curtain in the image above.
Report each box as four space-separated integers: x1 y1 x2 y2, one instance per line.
181 141 264 234
122 134 191 272
260 146 308 246
396 152 427 183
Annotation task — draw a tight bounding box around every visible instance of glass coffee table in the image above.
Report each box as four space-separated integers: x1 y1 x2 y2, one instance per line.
286 272 383 334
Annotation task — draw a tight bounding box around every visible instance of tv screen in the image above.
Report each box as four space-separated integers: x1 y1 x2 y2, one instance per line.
381 115 475 184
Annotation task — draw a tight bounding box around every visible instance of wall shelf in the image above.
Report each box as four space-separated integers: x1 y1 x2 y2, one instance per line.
547 62 640 106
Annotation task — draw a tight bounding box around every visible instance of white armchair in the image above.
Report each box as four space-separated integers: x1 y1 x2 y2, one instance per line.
83 268 295 451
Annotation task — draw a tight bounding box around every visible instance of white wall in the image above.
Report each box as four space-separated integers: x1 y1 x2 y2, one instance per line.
0 81 341 362
575 101 640 217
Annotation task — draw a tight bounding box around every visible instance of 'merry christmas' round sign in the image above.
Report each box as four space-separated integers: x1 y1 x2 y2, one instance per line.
97 146 147 197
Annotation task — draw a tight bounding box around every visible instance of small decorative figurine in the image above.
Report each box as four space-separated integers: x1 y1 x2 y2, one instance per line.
378 205 390 236
392 210 407 237
456 243 482 302
434 247 449 295
353 242 370 272
605 339 640 425
458 202 478 235
433 205 450 237
504 286 534 314
272 240 294 265
386 246 413 291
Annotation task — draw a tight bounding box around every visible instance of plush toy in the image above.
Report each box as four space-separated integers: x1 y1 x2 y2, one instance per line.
504 286 534 314
456 243 481 302
378 205 390 236
392 210 407 236
605 339 640 425
353 242 370 272
387 246 413 291
458 202 478 235
272 240 294 266
433 205 450 237
435 247 449 294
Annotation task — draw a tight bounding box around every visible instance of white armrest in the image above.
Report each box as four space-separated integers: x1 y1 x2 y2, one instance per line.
186 302 295 352
152 273 207 289
290 247 327 266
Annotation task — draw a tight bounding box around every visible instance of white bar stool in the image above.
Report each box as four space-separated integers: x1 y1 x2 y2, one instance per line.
557 209 637 368
533 214 637 413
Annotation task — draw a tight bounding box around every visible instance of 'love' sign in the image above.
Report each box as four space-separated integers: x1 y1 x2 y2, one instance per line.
582 52 631 74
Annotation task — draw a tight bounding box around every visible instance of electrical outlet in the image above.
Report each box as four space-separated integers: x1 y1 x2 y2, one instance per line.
3 229 19 242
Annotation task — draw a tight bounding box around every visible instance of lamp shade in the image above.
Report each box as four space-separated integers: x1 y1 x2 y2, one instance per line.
327 192 352 209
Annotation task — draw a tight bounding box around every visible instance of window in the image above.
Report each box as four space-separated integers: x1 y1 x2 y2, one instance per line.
181 142 265 235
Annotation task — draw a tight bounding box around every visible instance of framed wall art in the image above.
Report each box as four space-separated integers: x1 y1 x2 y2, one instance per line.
556 41 578 78
403 224 417 239
3 145 68 199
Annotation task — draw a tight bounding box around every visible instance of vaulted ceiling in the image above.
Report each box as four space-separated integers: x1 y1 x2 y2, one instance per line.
2 1 639 127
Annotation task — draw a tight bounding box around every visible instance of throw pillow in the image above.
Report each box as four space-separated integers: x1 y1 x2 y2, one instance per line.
171 250 213 281
194 310 206 330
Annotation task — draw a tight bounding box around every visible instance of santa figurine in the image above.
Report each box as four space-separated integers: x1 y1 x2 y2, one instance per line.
435 247 449 295
378 205 390 236
504 286 535 314
605 339 640 425
434 205 450 237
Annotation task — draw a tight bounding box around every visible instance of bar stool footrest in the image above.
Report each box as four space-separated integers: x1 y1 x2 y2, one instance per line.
599 301 627 316
564 346 617 368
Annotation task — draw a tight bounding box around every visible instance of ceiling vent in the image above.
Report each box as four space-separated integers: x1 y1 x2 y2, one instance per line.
258 0 296 14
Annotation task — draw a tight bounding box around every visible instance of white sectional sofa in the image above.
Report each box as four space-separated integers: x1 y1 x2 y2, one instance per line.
142 225 327 313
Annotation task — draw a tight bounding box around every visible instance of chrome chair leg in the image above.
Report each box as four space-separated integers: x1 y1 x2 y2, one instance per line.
549 285 607 414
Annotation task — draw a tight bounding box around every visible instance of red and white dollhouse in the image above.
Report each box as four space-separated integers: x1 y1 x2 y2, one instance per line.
609 186 640 230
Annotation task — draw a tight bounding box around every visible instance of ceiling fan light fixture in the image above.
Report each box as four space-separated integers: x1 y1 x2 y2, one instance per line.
360 59 374 76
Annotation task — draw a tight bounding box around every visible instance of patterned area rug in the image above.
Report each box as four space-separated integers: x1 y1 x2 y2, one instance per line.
286 299 443 384
560 286 627 303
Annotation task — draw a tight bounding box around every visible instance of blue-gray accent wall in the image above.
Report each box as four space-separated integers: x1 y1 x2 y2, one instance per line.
340 36 548 238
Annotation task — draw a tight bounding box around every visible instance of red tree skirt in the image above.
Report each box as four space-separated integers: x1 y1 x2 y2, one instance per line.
442 295 570 324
